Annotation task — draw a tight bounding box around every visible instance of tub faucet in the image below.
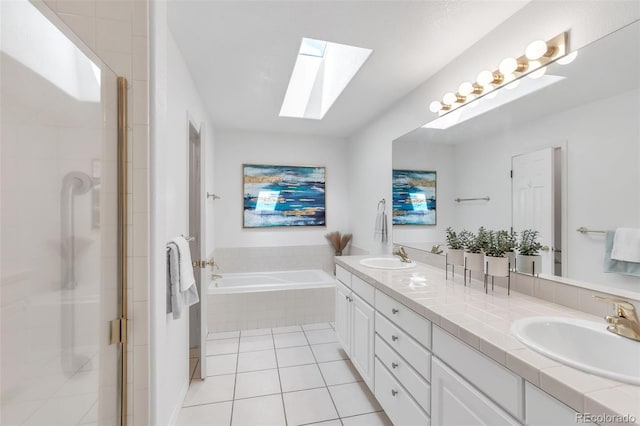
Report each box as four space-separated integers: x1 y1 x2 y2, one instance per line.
594 296 640 342
393 246 411 263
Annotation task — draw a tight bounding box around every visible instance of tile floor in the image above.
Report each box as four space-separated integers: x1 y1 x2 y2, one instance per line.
178 323 391 426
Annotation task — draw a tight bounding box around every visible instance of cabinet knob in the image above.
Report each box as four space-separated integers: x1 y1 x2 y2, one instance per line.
345 295 349 301
392 308 399 314
391 335 399 341
391 362 398 369
348 297 353 302
391 389 398 396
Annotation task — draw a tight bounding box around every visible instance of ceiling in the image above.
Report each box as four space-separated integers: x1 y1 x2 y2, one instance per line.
167 1 530 138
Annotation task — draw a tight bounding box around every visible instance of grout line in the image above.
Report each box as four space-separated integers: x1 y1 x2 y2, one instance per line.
303 327 342 420
228 337 241 426
271 329 288 426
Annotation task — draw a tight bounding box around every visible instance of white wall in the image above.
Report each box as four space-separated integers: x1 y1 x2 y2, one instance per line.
347 1 640 254
213 129 349 248
150 5 216 423
392 140 456 248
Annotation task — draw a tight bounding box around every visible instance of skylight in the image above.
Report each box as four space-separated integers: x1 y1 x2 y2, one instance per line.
279 37 372 120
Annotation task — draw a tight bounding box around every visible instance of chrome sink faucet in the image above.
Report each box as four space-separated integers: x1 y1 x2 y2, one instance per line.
393 246 411 263
594 296 640 342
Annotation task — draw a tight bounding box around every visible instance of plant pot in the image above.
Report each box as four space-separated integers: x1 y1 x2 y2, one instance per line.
485 255 510 277
516 254 542 275
464 251 484 272
447 248 465 266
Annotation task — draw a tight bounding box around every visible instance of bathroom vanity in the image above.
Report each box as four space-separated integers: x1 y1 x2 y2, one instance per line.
334 256 640 426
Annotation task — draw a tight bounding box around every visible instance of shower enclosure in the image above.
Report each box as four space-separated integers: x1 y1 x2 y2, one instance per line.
1 1 128 424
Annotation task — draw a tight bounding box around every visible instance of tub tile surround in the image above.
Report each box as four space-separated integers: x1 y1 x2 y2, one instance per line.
335 256 640 423
177 323 391 426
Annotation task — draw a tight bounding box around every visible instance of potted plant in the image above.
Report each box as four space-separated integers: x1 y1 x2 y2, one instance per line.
484 230 510 277
516 229 542 275
463 228 486 273
445 227 465 266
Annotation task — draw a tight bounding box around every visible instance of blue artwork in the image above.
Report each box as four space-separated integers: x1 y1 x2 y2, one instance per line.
243 164 326 228
392 169 436 225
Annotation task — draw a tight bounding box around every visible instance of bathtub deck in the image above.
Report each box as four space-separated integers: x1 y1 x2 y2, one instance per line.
178 322 391 426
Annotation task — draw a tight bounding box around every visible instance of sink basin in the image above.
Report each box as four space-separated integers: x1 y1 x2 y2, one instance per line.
359 257 417 270
511 316 640 385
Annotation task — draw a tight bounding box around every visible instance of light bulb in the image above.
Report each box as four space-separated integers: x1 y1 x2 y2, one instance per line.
529 66 547 79
557 51 578 65
458 82 474 96
477 70 495 87
525 40 548 60
429 101 442 113
499 57 518 75
443 92 457 105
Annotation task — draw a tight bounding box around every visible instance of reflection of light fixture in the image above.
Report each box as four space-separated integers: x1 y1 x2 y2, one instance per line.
557 51 578 65
429 32 568 114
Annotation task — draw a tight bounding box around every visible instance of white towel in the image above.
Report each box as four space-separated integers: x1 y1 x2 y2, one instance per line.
611 228 640 263
172 236 196 292
166 238 199 319
374 200 388 243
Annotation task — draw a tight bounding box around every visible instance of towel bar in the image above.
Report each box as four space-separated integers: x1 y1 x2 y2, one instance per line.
455 196 490 203
576 227 606 234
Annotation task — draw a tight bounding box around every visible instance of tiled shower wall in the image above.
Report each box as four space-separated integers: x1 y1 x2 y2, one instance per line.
43 1 150 424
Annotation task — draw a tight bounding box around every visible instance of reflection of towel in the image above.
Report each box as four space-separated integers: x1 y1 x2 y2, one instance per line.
611 228 640 263
374 201 388 243
604 231 640 277
167 239 199 319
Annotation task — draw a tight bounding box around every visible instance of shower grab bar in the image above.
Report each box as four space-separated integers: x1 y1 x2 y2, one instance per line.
61 172 93 289
60 171 93 376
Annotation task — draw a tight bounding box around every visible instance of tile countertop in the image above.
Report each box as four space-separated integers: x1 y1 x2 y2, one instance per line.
335 255 640 425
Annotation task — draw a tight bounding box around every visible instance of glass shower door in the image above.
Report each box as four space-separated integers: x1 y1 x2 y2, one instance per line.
1 1 122 424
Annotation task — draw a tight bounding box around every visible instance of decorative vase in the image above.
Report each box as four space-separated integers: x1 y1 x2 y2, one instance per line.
447 248 465 266
464 251 484 272
485 255 510 277
516 254 542 275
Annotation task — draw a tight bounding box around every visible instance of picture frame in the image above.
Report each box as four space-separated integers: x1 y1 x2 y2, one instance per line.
243 164 326 228
392 169 436 225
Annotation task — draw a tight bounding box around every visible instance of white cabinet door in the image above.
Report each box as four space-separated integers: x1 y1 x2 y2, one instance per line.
351 292 375 389
525 382 577 426
431 358 519 426
335 281 352 355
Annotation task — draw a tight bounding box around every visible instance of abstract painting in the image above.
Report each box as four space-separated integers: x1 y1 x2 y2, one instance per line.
392 169 436 225
243 164 326 228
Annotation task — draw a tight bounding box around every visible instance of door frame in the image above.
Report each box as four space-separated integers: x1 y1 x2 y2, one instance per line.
186 112 207 379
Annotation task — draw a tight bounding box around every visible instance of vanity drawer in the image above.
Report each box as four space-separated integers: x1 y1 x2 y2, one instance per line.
375 358 430 426
375 290 431 349
375 312 431 380
432 326 523 420
375 334 431 414
351 275 374 305
336 265 351 287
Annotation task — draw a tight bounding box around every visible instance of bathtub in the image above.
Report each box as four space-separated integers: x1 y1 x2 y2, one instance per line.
207 269 336 332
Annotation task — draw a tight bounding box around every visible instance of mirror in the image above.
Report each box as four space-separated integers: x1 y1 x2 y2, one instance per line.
392 22 639 292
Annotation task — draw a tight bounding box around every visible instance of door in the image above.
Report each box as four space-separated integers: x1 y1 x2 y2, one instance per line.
351 293 375 389
188 120 207 379
335 281 352 355
1 1 123 424
431 359 518 426
512 148 555 274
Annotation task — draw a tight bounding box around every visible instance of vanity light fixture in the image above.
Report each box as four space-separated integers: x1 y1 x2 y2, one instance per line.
429 32 569 115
